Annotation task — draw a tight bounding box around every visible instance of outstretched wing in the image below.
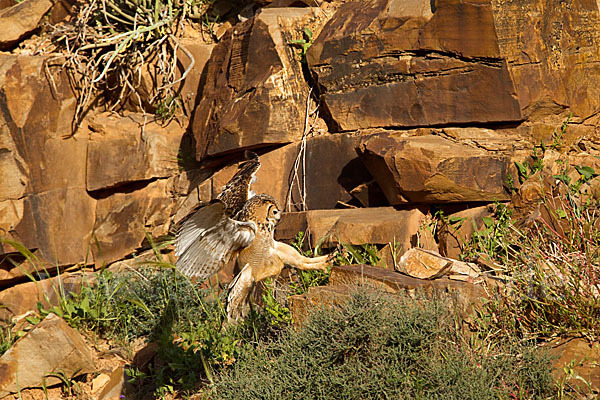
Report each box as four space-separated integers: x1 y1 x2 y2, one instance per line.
175 200 256 281
218 151 260 217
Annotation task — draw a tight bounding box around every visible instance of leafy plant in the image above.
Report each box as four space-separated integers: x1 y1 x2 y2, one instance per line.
289 27 314 62
334 243 380 266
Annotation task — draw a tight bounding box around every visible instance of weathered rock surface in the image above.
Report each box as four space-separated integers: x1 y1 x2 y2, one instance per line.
175 133 374 217
358 133 511 203
491 0 600 121
0 272 94 322
0 55 95 267
307 0 522 131
329 264 489 314
0 313 95 397
86 113 184 191
92 179 174 266
549 338 600 393
0 0 53 50
192 7 319 159
276 207 426 249
438 206 493 259
397 248 481 279
177 40 216 116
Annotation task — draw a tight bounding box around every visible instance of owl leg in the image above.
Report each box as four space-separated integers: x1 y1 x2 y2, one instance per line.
226 263 255 325
274 241 330 272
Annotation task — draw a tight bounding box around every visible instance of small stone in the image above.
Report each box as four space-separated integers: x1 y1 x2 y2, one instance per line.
0 313 96 397
92 373 111 393
397 248 481 279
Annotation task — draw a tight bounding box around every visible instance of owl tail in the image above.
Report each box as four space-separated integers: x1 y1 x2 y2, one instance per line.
226 263 255 325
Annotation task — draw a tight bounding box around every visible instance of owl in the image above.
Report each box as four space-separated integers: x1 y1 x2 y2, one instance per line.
175 151 330 323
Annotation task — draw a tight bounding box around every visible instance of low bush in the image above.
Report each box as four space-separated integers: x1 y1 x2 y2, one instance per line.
212 290 554 400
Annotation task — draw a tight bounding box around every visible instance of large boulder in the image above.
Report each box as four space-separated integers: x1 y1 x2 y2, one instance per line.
192 7 322 159
307 0 522 131
358 133 512 203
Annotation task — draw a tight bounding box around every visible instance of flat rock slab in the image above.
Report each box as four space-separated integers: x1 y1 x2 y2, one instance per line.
275 207 426 250
358 133 511 203
307 0 522 131
397 248 481 280
329 264 489 314
0 313 95 396
0 0 52 50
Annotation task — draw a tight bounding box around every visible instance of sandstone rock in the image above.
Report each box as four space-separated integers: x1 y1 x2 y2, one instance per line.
177 40 216 116
92 180 174 267
97 366 126 400
549 338 600 393
0 0 16 11
329 264 488 314
0 0 53 50
275 207 426 249
192 7 320 159
175 133 374 216
348 181 388 207
397 248 481 279
0 313 95 397
358 133 511 204
0 272 94 322
491 0 600 120
438 206 493 259
307 0 522 131
86 112 184 191
289 285 353 325
0 55 99 268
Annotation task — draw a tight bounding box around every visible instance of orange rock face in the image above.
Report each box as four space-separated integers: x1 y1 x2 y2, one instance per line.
307 0 523 131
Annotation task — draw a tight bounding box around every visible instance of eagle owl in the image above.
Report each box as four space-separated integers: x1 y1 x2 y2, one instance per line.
175 151 330 323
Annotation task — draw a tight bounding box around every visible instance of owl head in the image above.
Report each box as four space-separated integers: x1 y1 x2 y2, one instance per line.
237 194 281 229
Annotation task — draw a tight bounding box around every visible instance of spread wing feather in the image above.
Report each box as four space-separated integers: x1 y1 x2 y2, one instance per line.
175 200 256 280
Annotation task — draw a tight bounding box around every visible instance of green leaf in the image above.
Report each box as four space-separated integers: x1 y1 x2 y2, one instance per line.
448 216 465 225
79 296 90 313
304 27 313 40
51 306 64 317
26 316 41 325
515 161 528 178
482 217 495 228
553 174 571 185
556 209 567 219
575 165 597 181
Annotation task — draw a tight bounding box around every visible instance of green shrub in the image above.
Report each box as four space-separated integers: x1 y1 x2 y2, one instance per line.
212 290 554 400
